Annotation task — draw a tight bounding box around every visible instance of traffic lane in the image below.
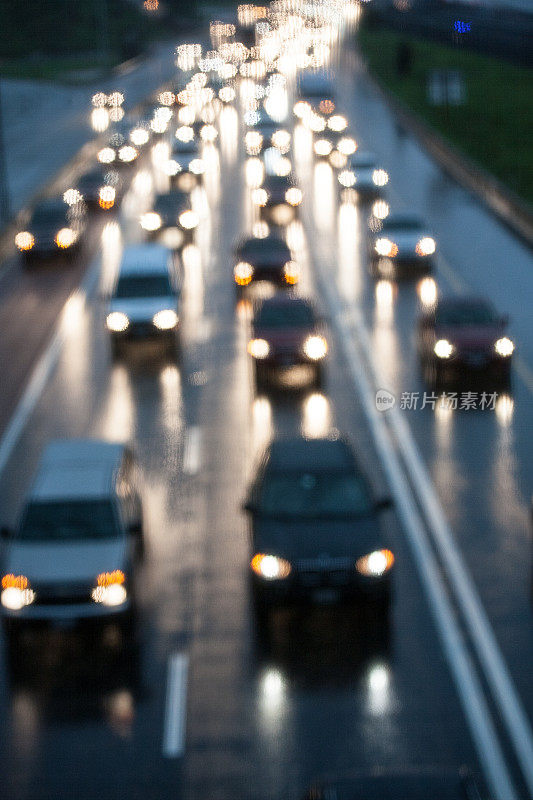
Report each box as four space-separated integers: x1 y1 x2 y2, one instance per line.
0 119 480 799
299 154 533 748
337 45 533 370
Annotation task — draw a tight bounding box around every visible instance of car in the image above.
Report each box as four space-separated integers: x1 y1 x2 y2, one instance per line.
337 150 390 214
418 296 515 388
244 108 292 157
0 440 143 639
14 196 86 264
167 137 205 192
140 189 198 249
233 233 298 294
294 69 337 120
97 128 139 167
369 213 436 277
253 174 303 227
302 767 489 800
243 436 395 627
247 295 327 389
76 167 123 212
105 244 182 356
312 114 357 169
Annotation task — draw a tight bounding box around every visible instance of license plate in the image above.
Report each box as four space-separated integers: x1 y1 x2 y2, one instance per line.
312 588 340 605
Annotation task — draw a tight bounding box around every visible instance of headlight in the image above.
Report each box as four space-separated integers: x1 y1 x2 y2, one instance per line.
176 125 194 142
153 309 178 330
327 114 347 132
130 128 150 146
189 159 205 175
248 338 270 359
494 337 514 357
251 553 291 580
140 211 162 231
164 159 181 176
338 170 356 188
98 147 116 164
99 185 116 209
314 138 333 157
272 129 291 153
1 574 36 610
372 200 390 220
15 231 34 251
119 145 138 163
252 188 268 206
179 210 199 230
416 237 436 257
234 261 254 286
434 339 454 359
219 86 236 103
372 169 389 187
201 124 218 142
355 549 395 577
375 238 398 257
92 570 127 607
337 137 357 156
285 187 302 206
245 131 263 155
55 227 78 248
329 150 347 170
303 335 327 360
63 188 83 205
319 99 335 115
283 260 299 285
293 100 310 118
106 311 129 332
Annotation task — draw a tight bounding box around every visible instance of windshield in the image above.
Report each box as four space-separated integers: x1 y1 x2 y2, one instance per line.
31 204 65 226
155 193 187 213
173 140 198 155
382 217 423 232
259 470 372 518
115 273 173 298
241 238 289 259
19 500 120 541
256 303 315 328
437 303 498 326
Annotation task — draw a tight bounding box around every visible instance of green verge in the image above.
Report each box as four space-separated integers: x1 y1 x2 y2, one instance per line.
357 23 533 207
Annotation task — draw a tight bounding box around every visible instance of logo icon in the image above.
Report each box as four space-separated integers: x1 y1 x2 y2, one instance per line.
375 389 396 412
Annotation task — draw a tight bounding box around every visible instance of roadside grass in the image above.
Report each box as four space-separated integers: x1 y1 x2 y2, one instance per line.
357 24 533 207
0 55 120 84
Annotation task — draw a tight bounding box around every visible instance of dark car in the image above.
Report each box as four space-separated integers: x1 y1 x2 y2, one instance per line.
369 213 436 278
77 168 123 212
243 436 395 626
253 174 303 227
303 768 488 800
247 295 327 388
97 128 139 167
168 138 204 192
312 114 356 170
418 296 514 388
15 196 86 264
233 234 298 294
245 108 291 157
140 189 198 249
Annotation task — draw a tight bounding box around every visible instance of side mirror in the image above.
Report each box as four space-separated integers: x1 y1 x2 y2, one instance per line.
0 526 12 540
374 497 393 512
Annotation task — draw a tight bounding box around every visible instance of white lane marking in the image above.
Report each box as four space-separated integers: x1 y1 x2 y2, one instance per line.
182 426 202 475
162 652 189 758
0 262 99 478
312 266 518 800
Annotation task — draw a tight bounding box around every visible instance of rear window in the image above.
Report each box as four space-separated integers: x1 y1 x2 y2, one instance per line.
19 501 120 541
116 273 173 298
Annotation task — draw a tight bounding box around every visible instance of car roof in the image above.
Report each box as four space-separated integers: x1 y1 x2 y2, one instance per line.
118 244 172 276
30 439 125 502
267 437 356 472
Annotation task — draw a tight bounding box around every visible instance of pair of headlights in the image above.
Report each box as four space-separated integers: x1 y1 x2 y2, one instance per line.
233 260 300 286
1 571 127 610
434 337 515 359
375 237 436 258
140 210 199 232
252 187 303 207
15 228 79 251
106 309 179 333
247 335 328 361
251 549 395 580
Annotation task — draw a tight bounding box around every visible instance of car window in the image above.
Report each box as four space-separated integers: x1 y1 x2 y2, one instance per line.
256 303 315 328
436 304 498 326
258 470 372 518
19 500 120 541
115 273 173 298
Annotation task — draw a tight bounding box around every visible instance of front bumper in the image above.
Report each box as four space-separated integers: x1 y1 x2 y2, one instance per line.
371 254 432 276
252 568 391 606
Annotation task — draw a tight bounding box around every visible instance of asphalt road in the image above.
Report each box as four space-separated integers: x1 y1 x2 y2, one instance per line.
0 27 532 800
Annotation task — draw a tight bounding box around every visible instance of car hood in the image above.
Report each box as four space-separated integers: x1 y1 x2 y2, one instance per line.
253 516 383 561
4 538 128 585
109 295 178 322
245 252 289 269
436 323 505 349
